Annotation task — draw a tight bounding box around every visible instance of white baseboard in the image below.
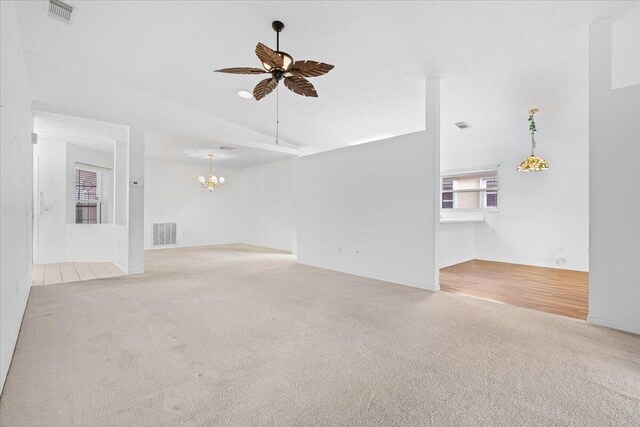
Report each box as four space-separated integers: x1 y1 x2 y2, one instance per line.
587 315 640 335
296 259 438 292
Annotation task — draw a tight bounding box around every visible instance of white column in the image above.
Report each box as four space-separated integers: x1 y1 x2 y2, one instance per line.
426 77 441 291
112 139 129 272
588 18 640 334
291 156 298 255
127 126 145 274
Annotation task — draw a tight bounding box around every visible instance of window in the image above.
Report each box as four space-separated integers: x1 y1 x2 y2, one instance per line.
442 178 454 209
441 170 498 210
75 168 102 224
480 176 498 208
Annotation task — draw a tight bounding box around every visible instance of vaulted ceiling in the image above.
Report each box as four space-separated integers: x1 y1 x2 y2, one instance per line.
15 1 638 156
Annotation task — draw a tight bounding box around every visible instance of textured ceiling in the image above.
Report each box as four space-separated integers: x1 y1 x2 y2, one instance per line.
145 132 293 169
32 110 293 168
33 110 127 152
15 1 638 154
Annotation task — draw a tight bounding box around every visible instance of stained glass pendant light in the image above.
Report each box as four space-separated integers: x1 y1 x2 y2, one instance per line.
517 108 549 172
198 154 225 192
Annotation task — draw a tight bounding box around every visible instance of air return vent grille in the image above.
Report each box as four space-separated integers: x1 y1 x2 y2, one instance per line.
454 121 471 130
49 0 73 24
153 223 177 246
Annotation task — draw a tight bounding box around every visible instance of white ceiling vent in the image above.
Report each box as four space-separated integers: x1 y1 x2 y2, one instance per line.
454 121 471 130
48 0 73 24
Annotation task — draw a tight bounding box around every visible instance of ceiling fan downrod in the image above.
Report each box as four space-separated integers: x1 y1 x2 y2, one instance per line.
273 20 284 145
272 20 284 51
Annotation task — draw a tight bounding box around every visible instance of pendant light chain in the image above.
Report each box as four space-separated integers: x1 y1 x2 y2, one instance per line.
531 135 536 156
529 108 537 155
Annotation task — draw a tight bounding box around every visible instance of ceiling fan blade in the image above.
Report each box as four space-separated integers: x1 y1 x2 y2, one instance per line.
215 67 268 74
289 60 334 78
255 42 284 69
253 77 279 100
284 75 318 97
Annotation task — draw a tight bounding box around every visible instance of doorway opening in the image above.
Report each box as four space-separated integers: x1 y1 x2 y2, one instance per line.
32 111 129 285
437 166 589 320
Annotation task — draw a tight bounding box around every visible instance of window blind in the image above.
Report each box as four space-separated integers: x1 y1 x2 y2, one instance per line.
75 169 98 201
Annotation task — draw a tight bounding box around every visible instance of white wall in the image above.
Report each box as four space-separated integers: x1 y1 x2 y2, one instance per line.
33 139 66 263
439 223 475 268
297 130 439 290
144 156 296 252
144 158 242 249
476 163 588 271
113 225 129 274
240 159 294 252
114 140 128 226
611 7 640 90
1 0 33 395
296 79 439 290
440 116 589 272
65 224 114 262
588 18 640 335
113 140 129 273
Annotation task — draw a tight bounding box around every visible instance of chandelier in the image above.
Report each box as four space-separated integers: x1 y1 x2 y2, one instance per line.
517 108 549 172
198 154 225 191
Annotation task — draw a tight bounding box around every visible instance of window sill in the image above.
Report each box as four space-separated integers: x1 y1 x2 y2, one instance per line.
440 218 485 224
440 211 486 224
441 208 498 213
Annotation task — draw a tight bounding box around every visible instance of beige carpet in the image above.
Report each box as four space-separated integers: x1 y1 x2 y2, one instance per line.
1 244 638 426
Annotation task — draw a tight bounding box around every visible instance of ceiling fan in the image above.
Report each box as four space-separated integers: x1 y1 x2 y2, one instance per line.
215 21 334 100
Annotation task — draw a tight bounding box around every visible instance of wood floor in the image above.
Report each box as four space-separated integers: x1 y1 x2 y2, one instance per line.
440 260 588 320
32 262 124 286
